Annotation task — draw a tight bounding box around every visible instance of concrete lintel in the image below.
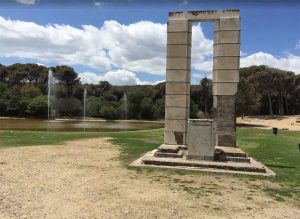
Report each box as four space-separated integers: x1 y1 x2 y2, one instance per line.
169 10 240 21
219 18 240 30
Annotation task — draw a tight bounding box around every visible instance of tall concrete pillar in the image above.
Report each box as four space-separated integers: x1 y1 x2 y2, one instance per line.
212 18 240 147
162 10 240 149
164 20 192 146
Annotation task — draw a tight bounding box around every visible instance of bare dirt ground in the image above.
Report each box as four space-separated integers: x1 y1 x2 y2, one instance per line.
237 115 300 131
0 138 299 219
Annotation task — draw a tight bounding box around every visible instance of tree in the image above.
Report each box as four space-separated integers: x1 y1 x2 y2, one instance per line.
199 77 212 117
0 65 8 82
21 84 42 98
0 99 7 116
53 98 81 117
97 81 111 98
127 91 146 119
236 78 257 117
153 98 165 120
99 104 117 120
140 98 154 120
87 96 101 117
26 95 48 117
190 99 199 119
251 68 276 116
52 66 79 98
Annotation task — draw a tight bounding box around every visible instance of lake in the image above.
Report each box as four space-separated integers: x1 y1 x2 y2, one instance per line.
0 118 164 132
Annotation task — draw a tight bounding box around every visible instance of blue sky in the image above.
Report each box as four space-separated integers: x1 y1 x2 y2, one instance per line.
0 0 299 85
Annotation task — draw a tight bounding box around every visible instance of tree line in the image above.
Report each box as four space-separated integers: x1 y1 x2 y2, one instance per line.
0 63 299 120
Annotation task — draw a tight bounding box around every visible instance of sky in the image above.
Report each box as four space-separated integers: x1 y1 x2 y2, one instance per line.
0 0 299 85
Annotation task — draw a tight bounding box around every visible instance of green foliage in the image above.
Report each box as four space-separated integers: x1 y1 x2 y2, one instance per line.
0 99 7 115
190 99 199 119
153 98 165 119
99 104 117 120
52 66 79 98
140 98 154 120
236 78 258 116
26 95 48 116
53 97 81 117
21 84 42 98
0 63 299 119
127 91 146 119
87 96 101 117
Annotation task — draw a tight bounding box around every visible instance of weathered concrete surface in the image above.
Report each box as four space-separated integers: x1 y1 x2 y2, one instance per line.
213 95 236 146
164 9 240 159
187 119 214 160
131 149 276 177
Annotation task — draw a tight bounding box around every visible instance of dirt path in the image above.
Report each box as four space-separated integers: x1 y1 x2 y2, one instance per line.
0 138 299 218
237 115 300 131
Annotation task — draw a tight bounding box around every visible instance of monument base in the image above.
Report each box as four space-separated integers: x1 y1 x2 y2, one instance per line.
131 145 275 177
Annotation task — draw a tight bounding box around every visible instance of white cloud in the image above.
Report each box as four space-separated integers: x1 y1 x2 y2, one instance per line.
191 23 214 72
154 79 165 85
0 17 214 76
16 0 36 5
296 40 300 50
191 51 300 75
0 15 299 86
240 51 248 57
94 1 104 7
79 69 151 85
240 52 300 73
0 17 111 71
180 0 188 6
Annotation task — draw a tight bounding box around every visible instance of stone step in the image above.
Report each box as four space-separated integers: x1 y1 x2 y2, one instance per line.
225 156 250 163
155 150 183 158
215 146 247 158
158 144 180 153
142 156 266 173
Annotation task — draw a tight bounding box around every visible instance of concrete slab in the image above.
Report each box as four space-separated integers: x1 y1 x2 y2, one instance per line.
155 150 183 158
215 146 247 157
158 144 180 153
131 149 276 177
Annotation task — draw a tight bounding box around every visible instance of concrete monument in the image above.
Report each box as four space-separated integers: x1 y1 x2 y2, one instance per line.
132 10 275 176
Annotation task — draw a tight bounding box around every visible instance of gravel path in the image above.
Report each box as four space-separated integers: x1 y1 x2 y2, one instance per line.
0 138 299 218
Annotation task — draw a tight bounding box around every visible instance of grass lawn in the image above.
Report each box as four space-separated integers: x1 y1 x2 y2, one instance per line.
0 128 299 203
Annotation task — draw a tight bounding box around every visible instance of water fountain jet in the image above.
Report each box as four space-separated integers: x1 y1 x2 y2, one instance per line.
47 69 53 120
123 93 127 120
83 87 87 132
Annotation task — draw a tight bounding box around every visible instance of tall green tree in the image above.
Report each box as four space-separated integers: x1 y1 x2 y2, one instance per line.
52 66 79 98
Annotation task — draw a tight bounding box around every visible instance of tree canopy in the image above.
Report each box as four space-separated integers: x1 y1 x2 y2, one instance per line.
0 63 299 119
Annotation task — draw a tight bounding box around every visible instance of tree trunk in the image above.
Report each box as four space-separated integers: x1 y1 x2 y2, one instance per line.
267 92 273 116
279 91 284 115
285 93 289 115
